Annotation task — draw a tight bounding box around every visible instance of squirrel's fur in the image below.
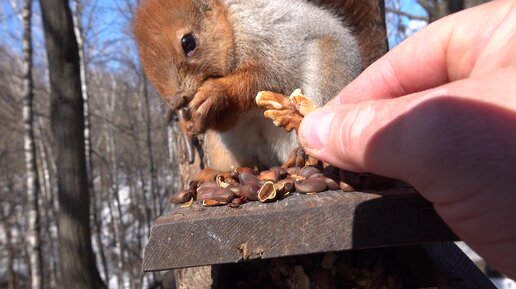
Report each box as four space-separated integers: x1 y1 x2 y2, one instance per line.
134 0 362 170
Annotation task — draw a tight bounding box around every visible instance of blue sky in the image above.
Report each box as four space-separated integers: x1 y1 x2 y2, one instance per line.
0 0 428 68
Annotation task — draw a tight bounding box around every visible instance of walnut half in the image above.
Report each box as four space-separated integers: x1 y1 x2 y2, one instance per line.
255 89 317 132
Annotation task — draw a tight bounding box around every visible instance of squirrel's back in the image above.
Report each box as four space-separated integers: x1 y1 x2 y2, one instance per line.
223 0 362 103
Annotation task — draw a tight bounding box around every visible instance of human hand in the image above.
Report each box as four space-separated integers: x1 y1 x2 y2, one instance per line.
299 0 516 277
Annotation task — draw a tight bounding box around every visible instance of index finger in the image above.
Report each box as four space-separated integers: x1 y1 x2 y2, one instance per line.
330 2 498 105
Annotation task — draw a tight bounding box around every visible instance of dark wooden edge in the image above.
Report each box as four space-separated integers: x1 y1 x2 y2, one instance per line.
143 189 458 271
423 242 497 289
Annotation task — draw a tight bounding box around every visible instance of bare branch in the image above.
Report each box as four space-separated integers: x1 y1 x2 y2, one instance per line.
385 7 429 21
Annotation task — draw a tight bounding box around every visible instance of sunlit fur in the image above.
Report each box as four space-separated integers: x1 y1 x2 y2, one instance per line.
134 0 362 170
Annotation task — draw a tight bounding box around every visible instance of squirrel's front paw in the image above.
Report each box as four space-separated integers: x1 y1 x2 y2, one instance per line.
186 82 227 134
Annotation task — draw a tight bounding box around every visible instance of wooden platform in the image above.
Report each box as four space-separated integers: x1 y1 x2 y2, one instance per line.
143 188 458 271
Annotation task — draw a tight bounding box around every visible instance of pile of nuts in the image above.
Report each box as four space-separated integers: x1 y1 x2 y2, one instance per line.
170 163 366 208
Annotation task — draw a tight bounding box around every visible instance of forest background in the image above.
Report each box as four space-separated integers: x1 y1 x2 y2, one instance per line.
0 1 490 289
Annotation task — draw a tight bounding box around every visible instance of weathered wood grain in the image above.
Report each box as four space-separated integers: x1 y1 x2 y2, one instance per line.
143 188 457 271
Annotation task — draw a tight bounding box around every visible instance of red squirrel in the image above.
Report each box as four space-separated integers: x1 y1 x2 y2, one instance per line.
134 0 362 171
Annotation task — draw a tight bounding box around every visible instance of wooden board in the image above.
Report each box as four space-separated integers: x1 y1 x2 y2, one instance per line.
143 188 458 271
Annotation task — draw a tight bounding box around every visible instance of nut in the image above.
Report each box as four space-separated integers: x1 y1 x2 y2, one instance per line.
180 197 194 208
339 181 355 192
270 166 288 179
238 172 260 186
308 172 325 179
169 189 195 204
240 184 260 201
235 166 258 175
274 177 295 197
226 184 243 197
256 89 317 132
216 175 230 188
255 91 290 110
295 177 328 194
202 199 226 207
289 88 317 116
324 177 340 190
197 187 235 203
258 170 280 182
190 201 205 212
300 166 321 178
258 181 277 202
196 182 219 199
286 166 301 176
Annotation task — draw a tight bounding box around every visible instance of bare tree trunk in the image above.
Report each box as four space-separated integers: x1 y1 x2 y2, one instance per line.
103 81 126 289
22 0 43 288
416 0 448 22
465 0 489 8
5 224 16 289
71 0 109 283
38 0 106 287
35 117 60 289
416 0 488 23
0 200 16 289
142 75 160 216
167 121 181 197
92 194 110 284
448 0 464 13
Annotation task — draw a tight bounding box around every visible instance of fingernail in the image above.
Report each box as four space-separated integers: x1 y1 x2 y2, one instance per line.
300 109 335 150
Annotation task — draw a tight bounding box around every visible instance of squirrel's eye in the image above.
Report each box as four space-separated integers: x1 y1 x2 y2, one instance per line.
181 33 197 56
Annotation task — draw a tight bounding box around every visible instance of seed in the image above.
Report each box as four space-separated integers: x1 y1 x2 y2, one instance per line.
197 187 235 203
286 166 301 176
270 166 288 179
295 177 327 193
197 181 218 189
258 170 280 182
235 167 258 175
238 172 260 186
196 182 219 200
229 197 245 208
216 175 230 188
190 201 205 211
202 199 226 207
308 172 324 179
274 177 295 197
324 177 340 190
240 184 260 201
180 198 194 208
339 181 355 192
169 189 195 204
300 166 321 178
258 181 277 202
226 184 243 197
305 156 320 167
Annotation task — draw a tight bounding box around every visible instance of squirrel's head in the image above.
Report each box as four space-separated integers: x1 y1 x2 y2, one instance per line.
134 0 233 109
